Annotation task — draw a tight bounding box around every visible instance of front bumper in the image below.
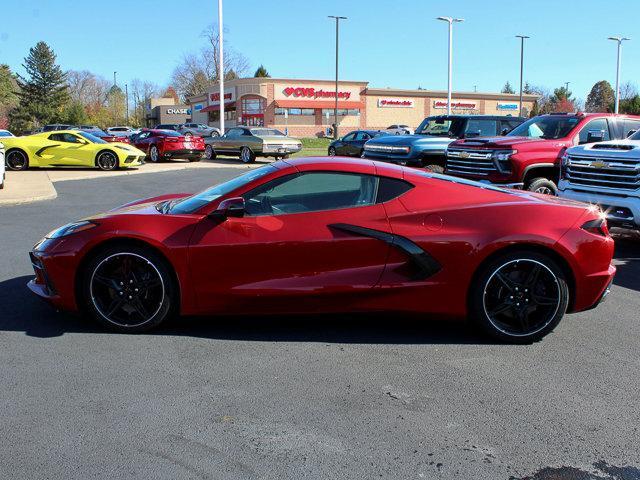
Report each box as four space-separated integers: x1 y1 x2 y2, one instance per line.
558 185 640 229
120 155 145 168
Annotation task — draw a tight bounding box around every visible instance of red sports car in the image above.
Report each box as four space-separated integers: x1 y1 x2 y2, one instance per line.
28 158 615 343
131 129 204 162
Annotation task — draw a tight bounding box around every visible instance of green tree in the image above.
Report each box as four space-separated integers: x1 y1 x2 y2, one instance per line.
10 41 69 131
63 100 88 125
523 81 534 94
0 64 19 129
254 65 270 77
585 80 615 112
501 81 515 94
618 95 640 115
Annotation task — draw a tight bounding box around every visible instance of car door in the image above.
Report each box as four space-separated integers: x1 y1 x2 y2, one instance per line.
188 170 392 313
132 131 153 153
43 133 92 166
576 117 612 144
337 132 356 155
219 128 241 153
351 131 371 156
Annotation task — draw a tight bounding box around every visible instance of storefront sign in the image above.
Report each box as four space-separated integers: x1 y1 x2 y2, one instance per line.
167 108 190 114
194 104 204 111
377 98 414 108
209 88 236 106
283 87 351 100
433 100 478 110
497 103 519 110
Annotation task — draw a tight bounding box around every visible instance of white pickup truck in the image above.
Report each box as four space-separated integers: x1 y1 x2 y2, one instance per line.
558 133 640 230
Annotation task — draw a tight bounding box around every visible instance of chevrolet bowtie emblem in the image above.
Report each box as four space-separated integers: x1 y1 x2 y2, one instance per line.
589 160 608 168
459 151 470 158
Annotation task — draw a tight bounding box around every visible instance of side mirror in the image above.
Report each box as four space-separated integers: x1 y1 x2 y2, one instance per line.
210 197 245 219
501 128 510 136
586 129 605 143
627 129 637 138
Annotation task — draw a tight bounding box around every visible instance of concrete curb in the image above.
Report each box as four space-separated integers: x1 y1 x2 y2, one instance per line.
0 171 58 207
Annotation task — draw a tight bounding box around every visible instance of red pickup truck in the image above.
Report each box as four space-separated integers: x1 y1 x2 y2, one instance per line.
445 113 640 194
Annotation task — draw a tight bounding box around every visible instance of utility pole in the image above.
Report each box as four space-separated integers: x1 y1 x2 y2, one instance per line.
113 71 117 87
218 0 225 133
516 35 529 117
608 36 630 113
125 83 129 124
437 17 464 115
328 15 347 139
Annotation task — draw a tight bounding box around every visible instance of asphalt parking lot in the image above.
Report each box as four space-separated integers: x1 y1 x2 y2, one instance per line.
1 168 639 480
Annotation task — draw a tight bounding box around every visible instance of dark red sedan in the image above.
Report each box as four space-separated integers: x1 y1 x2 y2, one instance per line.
28 158 615 343
131 129 204 162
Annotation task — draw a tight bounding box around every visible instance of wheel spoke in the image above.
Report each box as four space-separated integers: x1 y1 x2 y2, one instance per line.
495 272 516 292
525 264 542 287
531 294 558 306
488 301 512 317
130 298 150 320
105 297 126 317
94 274 119 290
515 308 530 332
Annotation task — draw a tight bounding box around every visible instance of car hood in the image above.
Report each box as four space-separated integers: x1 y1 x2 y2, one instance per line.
567 139 640 158
86 193 192 219
366 134 452 146
450 136 559 149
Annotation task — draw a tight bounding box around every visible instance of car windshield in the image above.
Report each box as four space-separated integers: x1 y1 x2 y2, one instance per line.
415 117 465 137
507 116 580 139
156 130 182 137
250 128 285 136
168 165 279 214
78 132 108 144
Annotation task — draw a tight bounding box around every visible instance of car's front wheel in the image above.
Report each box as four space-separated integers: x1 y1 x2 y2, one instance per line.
6 149 29 171
149 145 160 162
204 145 216 160
82 246 176 333
328 147 336 156
526 177 558 196
240 146 255 163
469 251 569 343
96 151 118 171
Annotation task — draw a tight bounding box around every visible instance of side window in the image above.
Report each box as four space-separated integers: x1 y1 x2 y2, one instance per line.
376 178 414 203
342 132 356 141
622 119 640 138
243 172 379 216
49 133 81 143
354 132 369 141
579 118 611 144
500 120 520 134
137 132 151 140
225 129 238 138
465 120 497 137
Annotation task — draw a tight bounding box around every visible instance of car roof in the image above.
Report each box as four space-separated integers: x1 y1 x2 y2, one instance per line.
427 115 525 120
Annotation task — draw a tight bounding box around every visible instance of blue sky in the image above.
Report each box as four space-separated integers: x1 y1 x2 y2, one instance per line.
1 0 638 101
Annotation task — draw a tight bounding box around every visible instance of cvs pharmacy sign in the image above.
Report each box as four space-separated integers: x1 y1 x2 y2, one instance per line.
283 87 351 100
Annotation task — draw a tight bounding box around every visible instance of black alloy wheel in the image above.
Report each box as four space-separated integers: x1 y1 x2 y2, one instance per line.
96 151 118 171
6 149 29 170
470 252 569 343
83 247 175 332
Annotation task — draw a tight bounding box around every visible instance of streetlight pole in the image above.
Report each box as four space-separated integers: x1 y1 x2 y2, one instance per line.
437 17 464 116
125 83 129 124
113 71 117 87
218 0 225 133
328 15 346 139
608 36 630 114
516 35 529 117
564 81 570 91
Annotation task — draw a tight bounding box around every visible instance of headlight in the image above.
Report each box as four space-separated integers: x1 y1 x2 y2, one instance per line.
492 149 516 174
45 220 97 239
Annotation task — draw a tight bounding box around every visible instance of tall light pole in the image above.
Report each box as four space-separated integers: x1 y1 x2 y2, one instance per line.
113 71 117 87
125 83 129 124
564 81 570 91
328 15 347 139
608 36 630 114
437 16 464 115
516 35 529 117
218 0 225 133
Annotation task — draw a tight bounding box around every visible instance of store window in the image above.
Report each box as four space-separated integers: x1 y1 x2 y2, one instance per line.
275 108 314 115
242 97 265 115
321 109 360 116
208 107 236 122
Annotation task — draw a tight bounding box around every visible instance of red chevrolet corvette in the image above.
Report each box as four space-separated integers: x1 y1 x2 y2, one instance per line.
28 158 615 342
131 129 204 162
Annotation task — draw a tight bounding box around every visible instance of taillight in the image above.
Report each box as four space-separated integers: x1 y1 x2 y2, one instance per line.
581 218 609 237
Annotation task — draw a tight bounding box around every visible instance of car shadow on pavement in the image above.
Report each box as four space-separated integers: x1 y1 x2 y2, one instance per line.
611 231 640 292
0 275 492 344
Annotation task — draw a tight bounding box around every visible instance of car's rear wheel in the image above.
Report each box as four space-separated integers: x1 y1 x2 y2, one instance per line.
328 147 336 156
82 246 176 333
469 251 569 343
6 149 29 171
240 146 255 163
204 145 216 160
96 151 118 171
526 177 558 196
210 131 220 137
149 145 159 162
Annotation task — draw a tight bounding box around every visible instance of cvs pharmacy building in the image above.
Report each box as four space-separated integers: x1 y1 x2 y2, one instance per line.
188 77 537 137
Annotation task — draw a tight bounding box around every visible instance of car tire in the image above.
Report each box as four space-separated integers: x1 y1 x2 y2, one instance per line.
204 145 216 160
424 164 444 174
281 154 290 160
526 177 558 196
149 145 160 163
469 250 569 344
5 149 29 171
81 245 177 333
210 131 220 138
95 151 119 171
240 146 256 163
328 147 336 156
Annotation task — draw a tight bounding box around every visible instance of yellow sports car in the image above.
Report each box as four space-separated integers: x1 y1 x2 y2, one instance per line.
3 130 145 171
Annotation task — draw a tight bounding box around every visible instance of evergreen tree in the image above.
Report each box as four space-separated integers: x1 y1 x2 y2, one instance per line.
0 64 19 129
254 65 270 77
12 41 69 130
63 100 88 125
585 81 615 112
523 81 534 95
501 81 515 94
